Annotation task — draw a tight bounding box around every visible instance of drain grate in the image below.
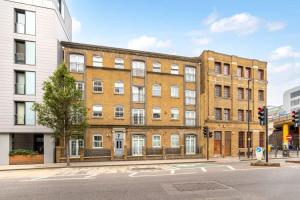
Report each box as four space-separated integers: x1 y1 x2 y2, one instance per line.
173 181 228 192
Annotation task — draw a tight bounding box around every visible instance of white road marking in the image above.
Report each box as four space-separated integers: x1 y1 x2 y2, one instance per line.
170 169 175 174
200 167 207 172
226 165 236 170
128 172 138 177
130 171 197 178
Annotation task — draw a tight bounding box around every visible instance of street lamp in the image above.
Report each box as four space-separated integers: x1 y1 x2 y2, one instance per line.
247 78 251 158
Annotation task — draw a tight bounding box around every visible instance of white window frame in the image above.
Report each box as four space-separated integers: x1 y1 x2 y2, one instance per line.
132 86 145 102
132 61 145 77
152 84 161 97
93 134 103 148
152 62 161 72
185 111 196 126
70 54 84 73
75 81 85 99
132 109 145 125
115 58 124 69
93 105 103 118
185 90 196 105
93 56 103 67
93 80 103 93
114 105 124 119
171 86 179 98
185 67 196 82
114 81 124 94
152 135 161 148
171 134 180 148
152 107 161 119
171 108 179 120
171 64 179 75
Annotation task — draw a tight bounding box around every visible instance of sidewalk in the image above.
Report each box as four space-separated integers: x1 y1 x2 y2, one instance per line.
0 157 240 172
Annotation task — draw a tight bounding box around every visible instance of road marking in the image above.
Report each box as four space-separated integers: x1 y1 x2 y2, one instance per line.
129 171 197 178
170 169 175 174
128 172 138 177
200 167 207 172
226 165 236 170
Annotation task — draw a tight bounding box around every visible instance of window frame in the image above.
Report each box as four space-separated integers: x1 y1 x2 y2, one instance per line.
171 85 179 98
114 81 124 95
69 54 84 73
152 84 161 97
92 105 103 118
93 134 103 149
171 64 179 75
185 111 196 126
114 105 124 119
93 80 103 93
215 108 222 120
93 55 103 67
152 107 161 120
171 134 180 148
152 135 161 148
185 90 196 105
152 62 161 72
215 85 222 97
185 66 196 82
115 58 124 69
171 108 179 120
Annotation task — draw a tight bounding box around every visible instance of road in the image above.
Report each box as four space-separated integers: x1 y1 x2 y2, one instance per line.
0 161 300 200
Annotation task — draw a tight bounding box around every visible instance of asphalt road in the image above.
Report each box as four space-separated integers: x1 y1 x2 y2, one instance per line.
0 161 300 200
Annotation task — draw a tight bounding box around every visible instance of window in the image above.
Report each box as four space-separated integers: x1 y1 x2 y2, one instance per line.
258 69 264 80
153 62 161 72
215 62 221 74
115 58 124 69
171 64 179 74
258 90 264 101
215 85 222 97
246 89 252 100
224 86 230 98
171 108 179 120
223 64 230 75
132 109 145 125
93 80 103 93
93 105 103 118
132 61 145 77
114 81 124 94
185 67 196 82
15 9 35 35
93 56 103 67
215 108 222 120
171 134 179 148
15 102 35 125
152 84 161 97
237 66 243 77
246 110 252 122
152 135 161 148
238 109 244 121
75 82 84 99
238 88 244 100
185 111 196 126
245 67 251 78
259 132 265 147
114 105 124 118
93 135 103 148
185 90 196 105
132 86 145 102
247 132 253 148
15 71 35 95
70 54 84 72
15 40 35 65
291 90 300 99
224 109 230 121
239 132 245 148
152 107 161 119
171 86 179 98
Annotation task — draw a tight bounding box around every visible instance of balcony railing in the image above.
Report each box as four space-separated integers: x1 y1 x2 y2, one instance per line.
15 53 25 64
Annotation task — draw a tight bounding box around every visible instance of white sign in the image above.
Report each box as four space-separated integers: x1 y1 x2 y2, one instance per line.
256 147 263 161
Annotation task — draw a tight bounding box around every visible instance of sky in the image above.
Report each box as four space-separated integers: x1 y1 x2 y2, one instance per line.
66 0 300 106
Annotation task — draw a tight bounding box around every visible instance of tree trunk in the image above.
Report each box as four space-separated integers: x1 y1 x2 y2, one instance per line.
65 136 70 167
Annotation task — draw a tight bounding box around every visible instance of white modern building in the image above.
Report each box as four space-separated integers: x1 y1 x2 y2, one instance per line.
0 0 72 165
283 85 300 113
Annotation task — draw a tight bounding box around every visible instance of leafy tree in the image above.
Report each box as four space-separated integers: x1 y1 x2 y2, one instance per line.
34 64 88 166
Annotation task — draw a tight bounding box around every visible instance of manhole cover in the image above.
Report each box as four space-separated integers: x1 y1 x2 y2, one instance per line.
173 181 228 192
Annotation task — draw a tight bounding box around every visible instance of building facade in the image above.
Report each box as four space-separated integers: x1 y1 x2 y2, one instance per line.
0 0 72 165
59 42 267 162
283 85 300 113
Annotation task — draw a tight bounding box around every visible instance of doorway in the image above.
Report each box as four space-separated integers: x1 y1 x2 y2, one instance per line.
69 139 84 157
214 131 222 155
114 131 124 157
225 132 231 156
185 135 196 155
132 135 145 156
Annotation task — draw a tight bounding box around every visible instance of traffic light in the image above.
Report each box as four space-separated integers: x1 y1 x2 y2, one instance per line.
258 107 266 125
292 110 300 127
209 132 213 138
203 126 209 138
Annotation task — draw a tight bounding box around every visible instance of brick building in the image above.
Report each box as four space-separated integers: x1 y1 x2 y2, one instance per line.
57 41 267 162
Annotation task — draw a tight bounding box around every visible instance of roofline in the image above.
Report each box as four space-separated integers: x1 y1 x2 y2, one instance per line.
61 41 200 62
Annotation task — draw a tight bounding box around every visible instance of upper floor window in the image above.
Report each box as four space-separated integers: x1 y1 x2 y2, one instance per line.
115 58 124 69
15 40 35 65
224 86 230 98
258 90 264 101
215 108 222 120
246 88 252 100
93 80 103 93
70 54 84 73
152 107 161 119
132 109 144 125
93 105 103 118
93 56 103 67
185 90 196 105
153 62 161 72
215 62 221 74
171 64 179 75
246 110 252 122
152 84 161 97
238 109 244 121
238 88 244 100
114 81 124 94
185 111 196 126
258 69 264 80
215 85 222 97
171 108 179 120
132 86 145 102
15 71 35 95
152 135 161 148
237 66 243 77
15 9 35 35
75 81 84 99
223 64 230 75
171 86 179 98
93 134 103 148
132 61 145 77
15 101 35 125
224 109 230 121
245 67 251 78
114 105 124 119
185 67 196 82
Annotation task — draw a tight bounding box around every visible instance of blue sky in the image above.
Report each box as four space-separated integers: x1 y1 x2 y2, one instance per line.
67 0 300 106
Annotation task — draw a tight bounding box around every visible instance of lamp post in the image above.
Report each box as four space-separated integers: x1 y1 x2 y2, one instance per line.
247 79 251 158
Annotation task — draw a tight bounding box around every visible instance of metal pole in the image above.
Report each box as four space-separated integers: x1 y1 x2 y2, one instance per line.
247 79 250 158
207 133 209 160
265 106 269 163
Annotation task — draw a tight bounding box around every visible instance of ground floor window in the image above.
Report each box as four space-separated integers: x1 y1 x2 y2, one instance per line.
152 135 161 148
185 135 196 154
239 132 245 148
69 139 84 157
93 134 103 148
259 132 265 147
171 134 179 148
132 135 145 156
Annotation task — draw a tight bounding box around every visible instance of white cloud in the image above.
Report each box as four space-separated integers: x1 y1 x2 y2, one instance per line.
127 35 171 51
209 13 261 35
202 10 219 25
267 21 286 32
72 17 81 34
271 46 300 60
192 37 212 46
270 62 300 73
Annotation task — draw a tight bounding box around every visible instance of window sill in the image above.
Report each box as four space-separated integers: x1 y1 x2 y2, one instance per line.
93 147 103 149
92 116 103 119
152 95 162 98
114 117 124 120
171 119 180 121
171 96 180 99
114 93 124 95
152 118 162 121
93 91 103 94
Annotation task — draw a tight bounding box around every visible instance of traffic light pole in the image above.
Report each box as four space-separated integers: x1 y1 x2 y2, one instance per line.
265 106 269 163
207 132 209 160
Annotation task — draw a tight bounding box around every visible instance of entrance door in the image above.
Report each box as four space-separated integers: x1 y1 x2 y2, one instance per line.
185 135 196 155
225 132 231 156
132 135 145 156
214 132 222 155
114 131 124 157
69 139 84 157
